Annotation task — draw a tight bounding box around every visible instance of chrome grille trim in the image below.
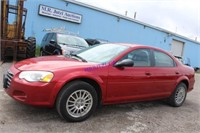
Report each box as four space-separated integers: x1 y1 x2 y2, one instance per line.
6 70 13 88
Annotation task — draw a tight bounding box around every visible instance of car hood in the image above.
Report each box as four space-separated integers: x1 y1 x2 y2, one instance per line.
14 56 96 71
60 44 87 55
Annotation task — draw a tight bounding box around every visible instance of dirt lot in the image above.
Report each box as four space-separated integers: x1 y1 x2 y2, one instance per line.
0 62 200 133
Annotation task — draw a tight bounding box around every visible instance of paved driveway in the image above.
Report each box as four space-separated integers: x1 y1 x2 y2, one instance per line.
0 63 199 133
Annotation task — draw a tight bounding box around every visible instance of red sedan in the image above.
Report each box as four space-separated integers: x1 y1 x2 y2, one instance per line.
3 43 195 122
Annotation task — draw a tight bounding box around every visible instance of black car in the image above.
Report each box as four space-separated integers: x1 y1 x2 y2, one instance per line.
85 39 109 46
40 33 89 56
194 67 200 72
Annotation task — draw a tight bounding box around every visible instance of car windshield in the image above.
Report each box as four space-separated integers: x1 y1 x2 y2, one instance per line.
57 34 88 48
76 44 129 63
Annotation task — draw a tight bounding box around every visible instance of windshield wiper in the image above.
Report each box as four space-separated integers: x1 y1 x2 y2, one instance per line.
59 43 70 46
70 53 87 62
73 45 87 48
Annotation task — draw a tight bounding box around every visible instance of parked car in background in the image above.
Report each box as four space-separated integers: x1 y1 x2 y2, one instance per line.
85 38 109 46
194 67 200 72
174 56 184 64
174 55 192 67
40 33 89 56
3 43 195 122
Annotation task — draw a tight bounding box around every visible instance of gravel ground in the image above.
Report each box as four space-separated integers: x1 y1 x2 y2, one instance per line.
0 62 200 133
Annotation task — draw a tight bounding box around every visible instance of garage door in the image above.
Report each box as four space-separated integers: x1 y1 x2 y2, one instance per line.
171 40 184 57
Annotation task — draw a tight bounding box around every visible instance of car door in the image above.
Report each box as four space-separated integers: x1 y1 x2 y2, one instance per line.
41 33 48 48
44 33 56 55
150 49 179 95
106 48 156 103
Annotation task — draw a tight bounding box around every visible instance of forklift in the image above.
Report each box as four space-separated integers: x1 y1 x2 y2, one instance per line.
1 0 36 61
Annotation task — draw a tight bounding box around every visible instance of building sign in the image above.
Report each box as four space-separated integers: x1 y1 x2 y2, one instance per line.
38 5 82 24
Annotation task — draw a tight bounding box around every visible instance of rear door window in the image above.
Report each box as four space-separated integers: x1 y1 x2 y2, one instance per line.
51 33 56 42
46 33 53 43
153 50 176 67
42 34 48 42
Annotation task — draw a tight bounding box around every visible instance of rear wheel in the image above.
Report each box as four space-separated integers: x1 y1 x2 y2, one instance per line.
168 83 187 107
56 81 98 122
26 37 36 58
53 50 61 55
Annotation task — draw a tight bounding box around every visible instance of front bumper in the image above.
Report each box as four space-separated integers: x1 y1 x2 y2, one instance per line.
3 65 57 107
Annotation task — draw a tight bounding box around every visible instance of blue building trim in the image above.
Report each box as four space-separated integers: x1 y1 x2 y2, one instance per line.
64 0 200 45
14 0 199 67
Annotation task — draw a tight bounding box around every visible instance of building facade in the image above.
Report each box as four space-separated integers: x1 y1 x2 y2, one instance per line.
9 0 200 67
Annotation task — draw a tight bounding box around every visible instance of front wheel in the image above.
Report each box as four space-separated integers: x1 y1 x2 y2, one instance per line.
168 83 187 107
53 50 62 55
56 81 98 122
40 49 45 56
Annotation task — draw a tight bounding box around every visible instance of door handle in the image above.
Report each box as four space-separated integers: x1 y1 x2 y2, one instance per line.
175 71 180 75
145 72 151 76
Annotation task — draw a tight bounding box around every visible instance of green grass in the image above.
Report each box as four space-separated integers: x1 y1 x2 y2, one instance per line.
35 46 40 57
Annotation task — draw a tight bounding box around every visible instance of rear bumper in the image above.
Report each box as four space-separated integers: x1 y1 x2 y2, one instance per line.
188 77 195 92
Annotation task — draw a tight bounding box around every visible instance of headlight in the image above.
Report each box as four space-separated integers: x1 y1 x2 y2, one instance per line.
62 49 70 55
19 71 54 82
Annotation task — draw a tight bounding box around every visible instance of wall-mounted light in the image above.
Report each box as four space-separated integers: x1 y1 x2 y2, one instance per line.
164 37 166 43
167 33 172 37
117 17 120 22
66 2 69 6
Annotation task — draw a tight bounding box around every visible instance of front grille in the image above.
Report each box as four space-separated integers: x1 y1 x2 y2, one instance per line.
4 70 14 88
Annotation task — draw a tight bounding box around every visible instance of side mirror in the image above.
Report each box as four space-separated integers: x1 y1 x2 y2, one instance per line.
114 59 134 67
49 39 56 45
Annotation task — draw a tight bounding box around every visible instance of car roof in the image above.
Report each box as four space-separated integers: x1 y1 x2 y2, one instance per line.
109 43 162 50
104 43 172 55
48 32 80 38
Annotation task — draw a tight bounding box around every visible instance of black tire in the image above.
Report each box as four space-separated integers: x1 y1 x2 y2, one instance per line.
26 37 36 58
56 81 98 122
168 83 187 107
53 50 61 55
